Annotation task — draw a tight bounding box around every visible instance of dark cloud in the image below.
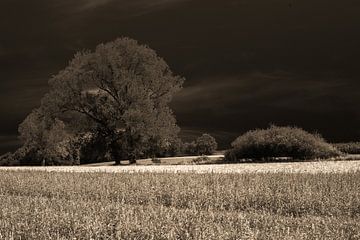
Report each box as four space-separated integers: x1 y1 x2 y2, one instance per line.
172 71 360 145
0 135 21 154
1 0 360 153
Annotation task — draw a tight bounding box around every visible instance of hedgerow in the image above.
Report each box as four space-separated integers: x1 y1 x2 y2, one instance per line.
334 142 360 154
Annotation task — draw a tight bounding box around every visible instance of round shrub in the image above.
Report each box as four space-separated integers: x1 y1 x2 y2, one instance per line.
183 134 218 156
225 126 340 162
195 134 218 155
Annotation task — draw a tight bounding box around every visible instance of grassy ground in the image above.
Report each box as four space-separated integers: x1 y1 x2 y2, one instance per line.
81 154 225 166
2 159 360 174
0 171 359 239
83 154 360 166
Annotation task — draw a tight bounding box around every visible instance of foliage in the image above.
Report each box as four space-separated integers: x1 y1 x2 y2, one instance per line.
183 141 198 155
225 125 340 162
0 152 18 166
192 155 210 164
0 171 359 239
17 37 184 165
334 142 360 154
184 133 218 155
151 157 161 164
194 133 218 155
164 138 184 157
0 146 40 166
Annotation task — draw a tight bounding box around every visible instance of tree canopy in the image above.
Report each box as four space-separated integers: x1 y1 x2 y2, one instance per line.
195 134 218 155
183 134 218 155
18 37 184 165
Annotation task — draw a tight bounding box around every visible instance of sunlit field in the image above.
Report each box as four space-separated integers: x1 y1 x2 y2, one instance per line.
1 159 360 174
0 170 360 239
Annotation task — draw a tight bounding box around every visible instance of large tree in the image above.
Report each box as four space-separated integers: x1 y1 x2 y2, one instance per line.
18 37 184 165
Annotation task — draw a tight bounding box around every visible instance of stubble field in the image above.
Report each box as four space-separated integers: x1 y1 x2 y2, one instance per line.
1 159 360 174
0 168 359 239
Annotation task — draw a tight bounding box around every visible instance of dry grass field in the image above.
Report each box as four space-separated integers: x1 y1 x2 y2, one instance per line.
0 169 360 239
1 159 360 174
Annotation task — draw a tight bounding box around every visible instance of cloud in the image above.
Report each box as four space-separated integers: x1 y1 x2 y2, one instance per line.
171 71 360 142
77 0 187 12
0 135 21 154
0 45 4 56
81 0 113 9
174 71 356 113
1 0 360 150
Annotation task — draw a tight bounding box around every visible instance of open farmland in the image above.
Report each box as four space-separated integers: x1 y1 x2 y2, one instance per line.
1 159 360 174
0 170 360 239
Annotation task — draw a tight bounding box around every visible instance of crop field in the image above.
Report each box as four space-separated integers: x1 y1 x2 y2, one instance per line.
1 159 360 174
0 170 360 239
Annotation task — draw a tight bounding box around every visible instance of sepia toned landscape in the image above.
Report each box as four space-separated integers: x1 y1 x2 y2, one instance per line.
1 0 360 239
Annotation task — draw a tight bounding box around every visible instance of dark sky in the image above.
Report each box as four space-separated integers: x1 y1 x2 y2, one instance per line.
0 0 359 153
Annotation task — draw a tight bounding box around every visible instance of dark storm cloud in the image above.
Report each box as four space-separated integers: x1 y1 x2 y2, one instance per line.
0 135 21 154
172 71 360 146
175 72 358 113
1 0 360 153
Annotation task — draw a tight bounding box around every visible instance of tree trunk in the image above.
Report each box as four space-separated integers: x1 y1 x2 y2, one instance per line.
109 140 122 165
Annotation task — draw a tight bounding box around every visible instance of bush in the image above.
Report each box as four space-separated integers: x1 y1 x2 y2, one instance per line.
183 134 218 156
0 146 42 166
334 142 360 154
0 152 19 166
2 134 92 166
151 157 161 164
225 126 340 162
195 134 218 155
192 156 211 164
152 138 184 158
183 142 197 155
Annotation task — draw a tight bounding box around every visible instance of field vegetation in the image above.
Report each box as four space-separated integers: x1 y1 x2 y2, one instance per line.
0 170 359 239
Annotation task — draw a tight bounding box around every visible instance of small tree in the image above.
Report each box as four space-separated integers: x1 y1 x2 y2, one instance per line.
183 141 197 155
183 134 218 155
195 134 218 155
